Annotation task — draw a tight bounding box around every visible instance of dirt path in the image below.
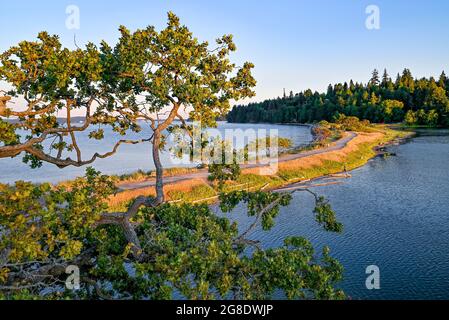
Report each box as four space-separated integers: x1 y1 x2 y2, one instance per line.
118 132 357 191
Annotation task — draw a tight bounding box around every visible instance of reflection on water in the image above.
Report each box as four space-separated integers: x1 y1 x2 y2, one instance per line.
223 133 449 300
0 122 312 184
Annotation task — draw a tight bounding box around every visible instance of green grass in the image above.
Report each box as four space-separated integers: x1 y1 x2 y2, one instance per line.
278 160 343 182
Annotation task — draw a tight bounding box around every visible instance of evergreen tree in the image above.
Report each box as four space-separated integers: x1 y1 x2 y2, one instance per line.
438 71 447 88
369 69 380 86
381 69 390 87
394 73 400 86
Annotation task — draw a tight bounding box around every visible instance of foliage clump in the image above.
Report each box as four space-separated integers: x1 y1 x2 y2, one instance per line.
0 169 344 300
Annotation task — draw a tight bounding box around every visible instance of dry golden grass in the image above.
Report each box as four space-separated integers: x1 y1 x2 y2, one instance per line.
279 132 383 171
107 127 404 210
241 132 383 176
164 167 202 177
107 178 210 210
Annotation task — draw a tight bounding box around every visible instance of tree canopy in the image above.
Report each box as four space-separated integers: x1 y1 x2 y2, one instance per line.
0 30 151 168
0 168 344 300
96 12 256 204
0 13 345 301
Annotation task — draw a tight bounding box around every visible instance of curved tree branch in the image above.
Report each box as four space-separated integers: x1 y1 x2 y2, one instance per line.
234 186 326 247
0 98 95 160
95 196 155 259
24 138 152 169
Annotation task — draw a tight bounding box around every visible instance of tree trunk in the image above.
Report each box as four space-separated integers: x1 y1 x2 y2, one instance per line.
152 132 165 205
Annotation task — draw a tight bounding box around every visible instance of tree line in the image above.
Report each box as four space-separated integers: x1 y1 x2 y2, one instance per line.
227 69 449 127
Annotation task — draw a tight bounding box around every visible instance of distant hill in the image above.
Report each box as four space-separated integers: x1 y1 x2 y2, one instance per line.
3 117 87 124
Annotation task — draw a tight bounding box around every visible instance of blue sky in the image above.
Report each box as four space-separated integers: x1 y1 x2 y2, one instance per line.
1 0 449 103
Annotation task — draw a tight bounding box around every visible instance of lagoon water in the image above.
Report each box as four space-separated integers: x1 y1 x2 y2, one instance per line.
0 122 312 184
2 123 449 300
225 131 449 300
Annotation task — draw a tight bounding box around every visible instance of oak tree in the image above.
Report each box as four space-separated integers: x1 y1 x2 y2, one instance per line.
97 12 256 205
0 13 345 301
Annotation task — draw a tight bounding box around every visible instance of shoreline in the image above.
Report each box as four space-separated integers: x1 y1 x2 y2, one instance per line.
116 132 355 191
108 126 414 210
256 129 415 193
273 129 415 193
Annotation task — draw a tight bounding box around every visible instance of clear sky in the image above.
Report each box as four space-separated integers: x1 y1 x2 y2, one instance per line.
1 0 449 103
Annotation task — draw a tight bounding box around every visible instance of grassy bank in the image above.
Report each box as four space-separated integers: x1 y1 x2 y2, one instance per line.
107 125 411 212
275 127 410 182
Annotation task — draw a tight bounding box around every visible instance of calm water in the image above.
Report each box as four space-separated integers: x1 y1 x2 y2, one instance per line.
0 122 312 184
223 132 449 300
3 124 449 299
